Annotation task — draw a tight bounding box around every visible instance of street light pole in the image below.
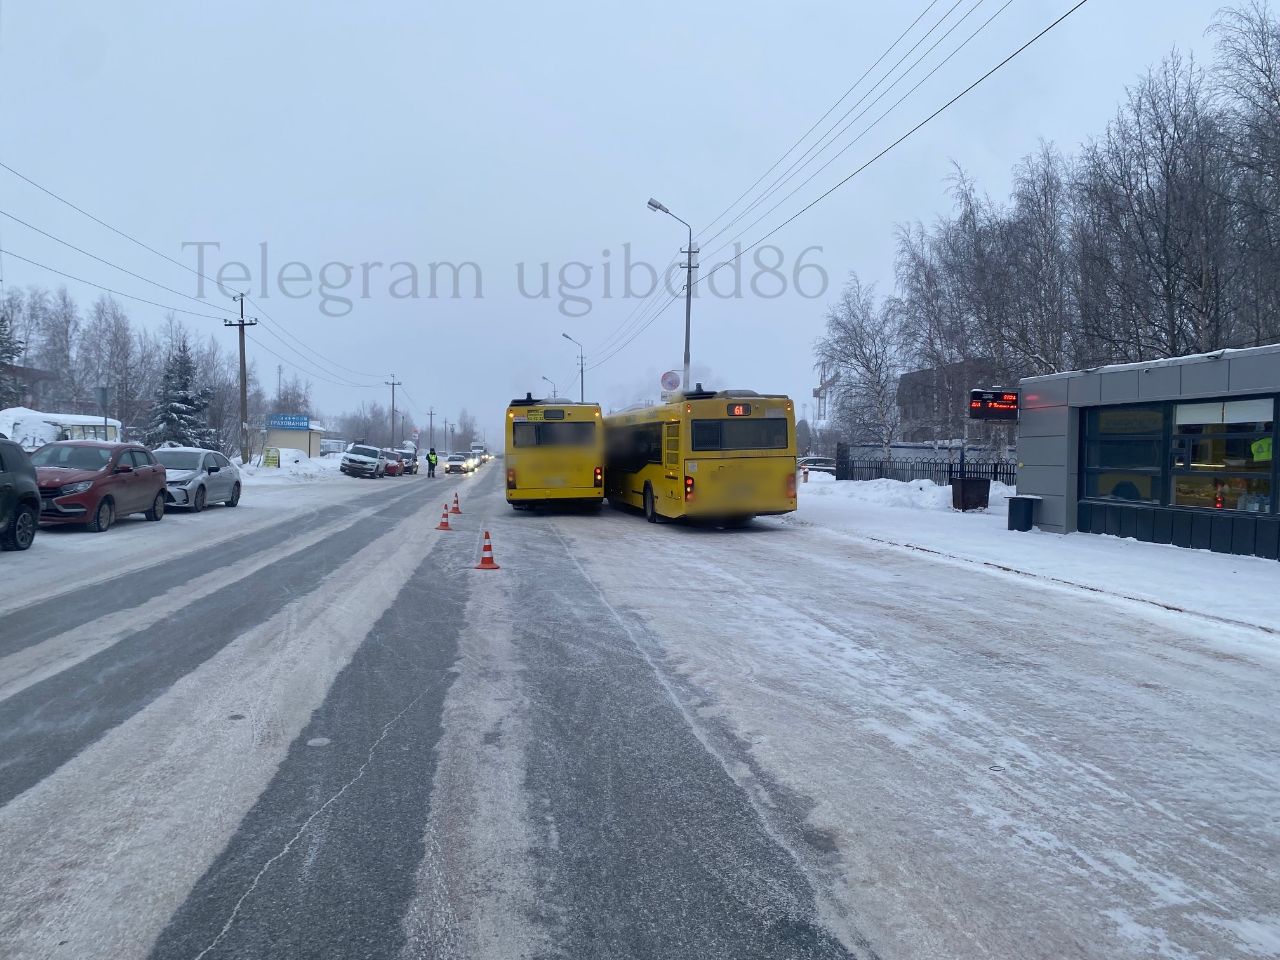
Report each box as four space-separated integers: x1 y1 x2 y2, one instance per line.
647 197 697 392
561 333 584 402
541 375 556 400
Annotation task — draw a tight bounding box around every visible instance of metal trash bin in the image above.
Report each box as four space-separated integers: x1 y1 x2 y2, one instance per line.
1008 494 1039 532
950 476 991 511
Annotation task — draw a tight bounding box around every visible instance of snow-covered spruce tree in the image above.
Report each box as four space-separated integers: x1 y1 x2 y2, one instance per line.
0 308 23 408
145 336 215 448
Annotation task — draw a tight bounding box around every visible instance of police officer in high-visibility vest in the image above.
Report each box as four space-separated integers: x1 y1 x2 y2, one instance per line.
426 448 439 477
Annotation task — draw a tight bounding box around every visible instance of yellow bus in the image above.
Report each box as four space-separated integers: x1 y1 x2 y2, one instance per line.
505 394 605 508
604 387 798 523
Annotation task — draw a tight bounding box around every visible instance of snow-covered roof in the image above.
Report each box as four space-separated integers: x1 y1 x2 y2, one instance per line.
0 406 122 427
1021 343 1280 383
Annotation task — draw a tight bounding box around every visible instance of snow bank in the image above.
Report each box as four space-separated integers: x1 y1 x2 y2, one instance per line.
790 475 1280 633
238 452 342 486
801 472 1015 512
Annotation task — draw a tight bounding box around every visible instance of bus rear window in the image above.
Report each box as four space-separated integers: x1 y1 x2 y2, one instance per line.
691 418 788 451
512 421 597 447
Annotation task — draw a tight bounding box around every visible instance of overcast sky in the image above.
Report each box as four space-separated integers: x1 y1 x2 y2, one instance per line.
0 1 1219 443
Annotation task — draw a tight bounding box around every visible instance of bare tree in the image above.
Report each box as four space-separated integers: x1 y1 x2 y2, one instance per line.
816 274 903 456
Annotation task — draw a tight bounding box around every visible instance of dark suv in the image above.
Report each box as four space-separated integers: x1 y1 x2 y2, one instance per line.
32 441 167 532
0 438 40 551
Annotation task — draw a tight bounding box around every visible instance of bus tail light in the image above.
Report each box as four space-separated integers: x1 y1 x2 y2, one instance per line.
594 466 603 487
684 476 695 501
507 468 517 489
785 472 797 498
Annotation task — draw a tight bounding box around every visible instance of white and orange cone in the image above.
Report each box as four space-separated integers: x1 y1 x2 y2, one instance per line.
436 504 453 531
475 531 500 570
451 492 462 515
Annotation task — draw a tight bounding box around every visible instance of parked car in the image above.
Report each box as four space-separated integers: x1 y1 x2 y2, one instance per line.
445 453 469 475
400 450 419 474
341 444 387 478
31 441 166 532
797 456 837 475
153 447 242 511
383 450 405 477
0 438 40 551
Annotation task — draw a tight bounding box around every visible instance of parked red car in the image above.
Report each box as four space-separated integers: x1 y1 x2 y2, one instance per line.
382 449 404 477
31 441 167 532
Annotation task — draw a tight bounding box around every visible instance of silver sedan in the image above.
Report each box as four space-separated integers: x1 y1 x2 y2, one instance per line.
153 447 243 511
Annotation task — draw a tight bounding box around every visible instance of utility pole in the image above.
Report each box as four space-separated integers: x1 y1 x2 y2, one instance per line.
427 407 435 448
385 373 401 446
442 419 451 453
562 333 585 402
224 293 258 464
680 228 697 392
647 198 697 391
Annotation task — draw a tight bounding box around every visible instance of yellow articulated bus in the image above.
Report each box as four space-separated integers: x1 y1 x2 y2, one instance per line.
604 386 798 524
505 394 605 509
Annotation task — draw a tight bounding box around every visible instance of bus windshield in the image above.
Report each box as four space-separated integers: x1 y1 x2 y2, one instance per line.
691 418 788 451
512 421 596 447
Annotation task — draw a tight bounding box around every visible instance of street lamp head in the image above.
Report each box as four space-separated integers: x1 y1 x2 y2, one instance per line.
647 197 668 214
562 332 571 341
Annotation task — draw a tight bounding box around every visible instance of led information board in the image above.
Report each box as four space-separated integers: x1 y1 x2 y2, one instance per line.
968 389 1020 421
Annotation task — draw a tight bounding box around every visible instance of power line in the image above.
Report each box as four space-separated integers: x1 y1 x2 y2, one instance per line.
701 0 1015 268
695 0 1090 292
583 0 971 373
0 209 376 388
0 247 236 320
696 0 957 248
585 291 682 372
699 0 990 253
245 332 377 389
0 208 239 315
0 159 383 381
586 0 1086 376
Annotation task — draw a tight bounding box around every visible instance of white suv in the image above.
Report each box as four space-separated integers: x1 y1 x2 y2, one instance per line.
341 444 388 478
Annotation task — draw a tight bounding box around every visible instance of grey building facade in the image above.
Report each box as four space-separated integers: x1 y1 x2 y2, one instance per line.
1016 345 1279 559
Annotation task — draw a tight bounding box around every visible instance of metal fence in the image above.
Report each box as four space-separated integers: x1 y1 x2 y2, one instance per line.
839 457 1017 487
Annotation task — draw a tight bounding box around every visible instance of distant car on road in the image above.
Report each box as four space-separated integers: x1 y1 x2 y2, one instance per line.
32 441 167 532
153 447 242 511
0 438 40 551
445 453 469 475
341 444 387 478
797 456 836 475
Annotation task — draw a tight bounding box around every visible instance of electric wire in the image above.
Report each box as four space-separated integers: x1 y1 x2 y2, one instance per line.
700 0 992 253
695 0 1087 291
0 159 383 381
587 0 1088 374
694 0 943 244
0 247 238 321
701 0 1016 268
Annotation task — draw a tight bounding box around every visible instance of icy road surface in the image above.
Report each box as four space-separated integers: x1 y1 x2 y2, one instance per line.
0 467 1275 960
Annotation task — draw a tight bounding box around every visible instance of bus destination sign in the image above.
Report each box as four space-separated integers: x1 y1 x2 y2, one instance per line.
968 389 1020 421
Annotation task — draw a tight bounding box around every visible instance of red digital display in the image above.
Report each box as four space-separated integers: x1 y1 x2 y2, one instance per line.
727 403 753 417
968 389 1020 421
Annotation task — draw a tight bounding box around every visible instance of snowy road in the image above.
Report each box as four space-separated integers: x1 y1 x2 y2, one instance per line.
0 468 1275 959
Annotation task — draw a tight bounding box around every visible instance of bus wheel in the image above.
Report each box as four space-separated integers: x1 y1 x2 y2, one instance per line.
643 484 659 524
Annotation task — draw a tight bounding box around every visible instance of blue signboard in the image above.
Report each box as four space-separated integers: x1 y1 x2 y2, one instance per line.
267 413 311 430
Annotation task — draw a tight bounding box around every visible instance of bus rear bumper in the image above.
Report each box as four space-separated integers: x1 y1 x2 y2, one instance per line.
508 488 604 504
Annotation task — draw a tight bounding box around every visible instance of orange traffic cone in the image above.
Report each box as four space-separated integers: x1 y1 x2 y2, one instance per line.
451 493 462 515
475 531 500 570
436 504 452 531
